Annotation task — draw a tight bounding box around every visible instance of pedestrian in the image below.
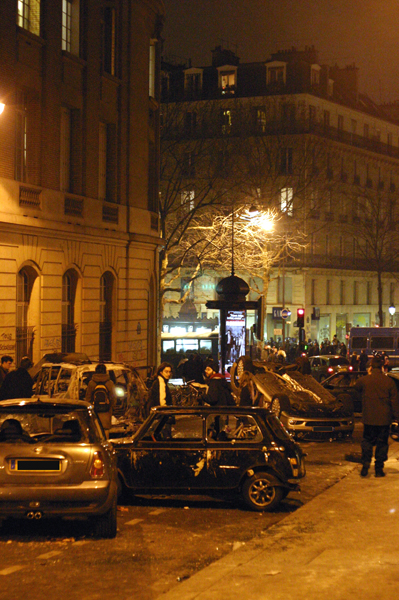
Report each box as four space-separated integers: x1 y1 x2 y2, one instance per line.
359 349 368 371
350 351 360 370
339 342 347 358
192 359 235 406
0 356 33 400
85 363 117 438
182 353 204 384
238 371 260 407
145 362 173 416
354 356 399 477
0 355 13 389
296 353 311 375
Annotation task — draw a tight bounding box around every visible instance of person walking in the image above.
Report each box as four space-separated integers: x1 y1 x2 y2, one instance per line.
0 355 13 389
182 353 204 384
354 355 399 477
0 356 33 400
145 362 173 416
359 349 368 371
85 363 117 438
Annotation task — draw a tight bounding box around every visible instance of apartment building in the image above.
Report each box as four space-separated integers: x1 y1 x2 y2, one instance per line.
0 0 164 366
161 45 399 343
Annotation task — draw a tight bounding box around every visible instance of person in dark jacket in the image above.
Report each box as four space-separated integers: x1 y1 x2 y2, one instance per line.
0 356 33 400
192 359 235 406
145 362 173 416
0 355 13 390
354 356 399 477
85 363 117 438
182 353 204 384
358 350 369 372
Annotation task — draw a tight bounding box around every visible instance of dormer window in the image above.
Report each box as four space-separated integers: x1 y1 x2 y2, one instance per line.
184 68 203 96
311 64 321 86
217 66 237 94
266 61 286 85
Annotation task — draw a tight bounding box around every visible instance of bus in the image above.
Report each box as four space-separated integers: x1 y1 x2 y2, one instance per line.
161 330 219 374
348 327 399 367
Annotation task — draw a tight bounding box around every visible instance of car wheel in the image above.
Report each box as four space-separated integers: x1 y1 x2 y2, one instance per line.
242 472 283 511
270 394 290 418
93 493 117 539
336 393 354 415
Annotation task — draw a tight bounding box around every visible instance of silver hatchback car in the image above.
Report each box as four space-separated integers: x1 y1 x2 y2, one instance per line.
0 398 118 538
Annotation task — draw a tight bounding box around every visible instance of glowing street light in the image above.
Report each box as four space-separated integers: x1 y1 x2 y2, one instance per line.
0 103 5 115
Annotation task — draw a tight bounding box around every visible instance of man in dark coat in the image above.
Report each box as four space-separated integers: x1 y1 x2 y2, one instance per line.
0 355 13 389
354 356 399 477
192 359 235 406
85 363 117 438
0 356 33 400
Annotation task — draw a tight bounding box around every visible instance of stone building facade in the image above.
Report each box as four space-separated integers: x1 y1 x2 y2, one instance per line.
0 0 164 366
161 46 399 344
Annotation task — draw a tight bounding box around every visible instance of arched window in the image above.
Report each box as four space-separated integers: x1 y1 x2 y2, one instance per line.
16 267 37 365
62 270 78 352
99 271 114 361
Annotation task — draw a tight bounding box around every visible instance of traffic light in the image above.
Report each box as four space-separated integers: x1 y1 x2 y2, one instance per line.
297 308 305 328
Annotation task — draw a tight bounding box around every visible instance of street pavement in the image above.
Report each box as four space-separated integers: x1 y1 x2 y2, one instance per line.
157 443 399 600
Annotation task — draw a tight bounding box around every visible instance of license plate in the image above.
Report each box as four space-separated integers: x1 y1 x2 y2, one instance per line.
313 426 334 432
10 459 61 472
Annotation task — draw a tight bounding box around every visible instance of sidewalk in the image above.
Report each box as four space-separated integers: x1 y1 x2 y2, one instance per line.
157 446 399 600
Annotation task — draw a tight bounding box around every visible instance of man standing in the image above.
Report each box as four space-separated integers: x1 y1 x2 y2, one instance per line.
354 356 399 477
0 355 13 389
0 356 33 400
192 359 235 406
85 363 116 438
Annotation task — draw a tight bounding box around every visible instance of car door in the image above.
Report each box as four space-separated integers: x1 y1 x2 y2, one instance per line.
124 413 208 490
204 413 265 489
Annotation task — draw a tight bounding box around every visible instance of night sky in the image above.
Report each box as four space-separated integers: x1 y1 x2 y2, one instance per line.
162 0 399 103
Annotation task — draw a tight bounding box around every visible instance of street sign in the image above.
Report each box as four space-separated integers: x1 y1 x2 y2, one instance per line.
281 308 290 320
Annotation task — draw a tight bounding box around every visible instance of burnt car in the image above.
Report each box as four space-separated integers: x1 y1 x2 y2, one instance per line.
230 357 354 440
322 370 399 413
0 398 118 537
308 355 351 382
115 406 306 511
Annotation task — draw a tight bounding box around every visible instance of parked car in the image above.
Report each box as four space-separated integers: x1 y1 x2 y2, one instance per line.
115 405 306 511
229 357 354 440
308 355 351 382
0 398 118 537
322 370 399 413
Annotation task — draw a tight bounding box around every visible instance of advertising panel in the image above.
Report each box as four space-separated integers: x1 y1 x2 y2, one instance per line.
225 310 246 369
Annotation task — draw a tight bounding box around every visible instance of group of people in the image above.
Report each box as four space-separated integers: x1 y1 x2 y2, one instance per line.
0 355 33 400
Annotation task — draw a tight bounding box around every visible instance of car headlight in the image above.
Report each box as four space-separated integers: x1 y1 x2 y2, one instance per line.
115 386 126 398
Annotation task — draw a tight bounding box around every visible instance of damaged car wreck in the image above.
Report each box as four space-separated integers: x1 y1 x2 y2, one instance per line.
114 406 306 511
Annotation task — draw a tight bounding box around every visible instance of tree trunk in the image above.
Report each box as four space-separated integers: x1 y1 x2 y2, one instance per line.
377 270 384 326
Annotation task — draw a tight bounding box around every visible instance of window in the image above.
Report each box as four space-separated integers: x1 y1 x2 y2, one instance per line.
390 282 395 306
280 148 293 174
323 110 330 129
17 0 40 36
103 4 116 76
311 279 316 305
367 281 372 305
353 281 359 305
267 65 285 85
206 414 262 442
364 123 369 139
62 1 72 52
220 109 233 135
326 280 331 305
184 111 197 135
183 152 195 178
15 92 27 182
180 190 195 212
309 105 316 128
220 71 236 93
340 280 345 305
280 187 293 216
62 270 78 353
98 122 116 202
388 132 393 147
99 272 114 361
255 107 266 133
98 122 107 201
184 72 202 96
337 115 344 133
278 276 292 304
149 41 156 98
60 107 71 192
16 267 37 365
311 67 320 86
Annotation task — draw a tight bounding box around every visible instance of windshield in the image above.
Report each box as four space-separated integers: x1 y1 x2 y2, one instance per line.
329 357 349 366
0 407 101 444
265 414 291 441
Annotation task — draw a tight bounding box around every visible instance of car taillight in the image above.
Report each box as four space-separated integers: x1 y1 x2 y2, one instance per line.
90 451 105 479
328 367 333 372
349 366 353 371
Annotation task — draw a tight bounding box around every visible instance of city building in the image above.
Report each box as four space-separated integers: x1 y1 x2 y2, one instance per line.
161 45 399 344
0 0 165 366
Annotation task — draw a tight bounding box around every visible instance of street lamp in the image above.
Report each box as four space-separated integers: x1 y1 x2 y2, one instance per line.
389 305 395 327
0 103 5 115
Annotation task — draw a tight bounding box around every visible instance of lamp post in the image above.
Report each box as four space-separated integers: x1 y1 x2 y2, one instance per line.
389 305 395 327
0 103 5 115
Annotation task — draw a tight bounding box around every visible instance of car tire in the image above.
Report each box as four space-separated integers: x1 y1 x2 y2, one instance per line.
242 472 283 511
93 493 117 539
336 393 354 415
270 394 290 418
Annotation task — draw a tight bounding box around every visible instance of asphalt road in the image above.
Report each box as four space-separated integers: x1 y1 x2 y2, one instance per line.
0 421 369 600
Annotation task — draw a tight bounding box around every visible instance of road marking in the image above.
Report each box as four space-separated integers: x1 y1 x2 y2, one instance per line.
149 509 166 515
125 518 144 526
36 551 63 560
0 565 24 576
